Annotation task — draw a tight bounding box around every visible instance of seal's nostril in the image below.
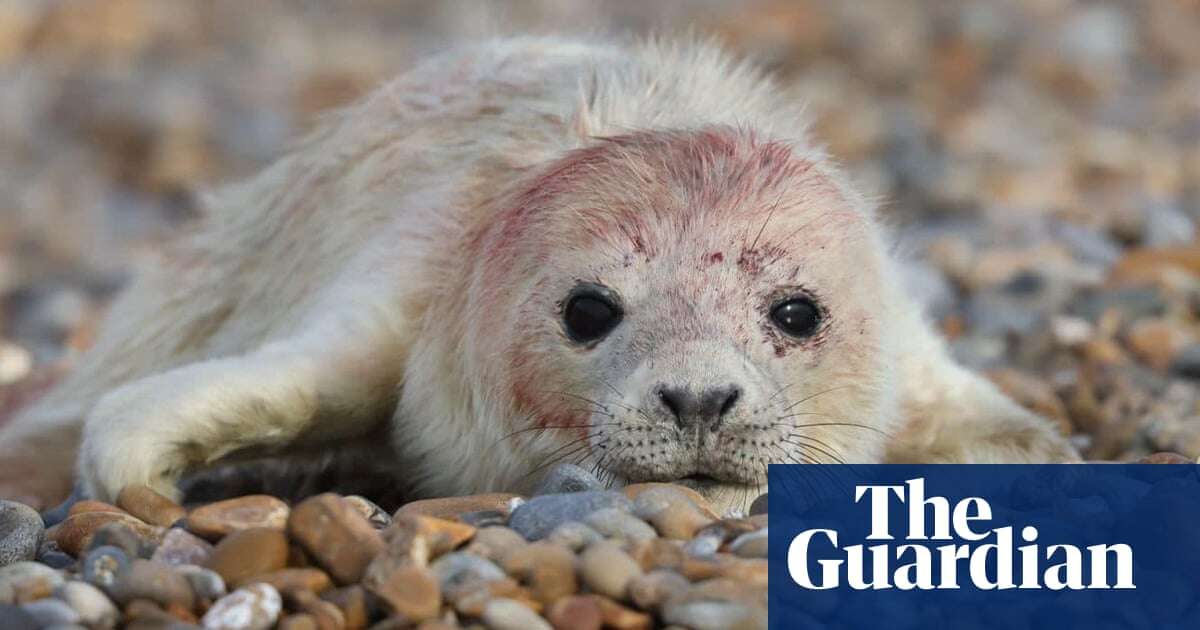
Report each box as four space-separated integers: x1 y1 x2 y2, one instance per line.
657 386 685 422
718 387 741 418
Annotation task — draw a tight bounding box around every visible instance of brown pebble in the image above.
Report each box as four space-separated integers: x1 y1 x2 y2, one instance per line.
289 494 385 585
117 484 187 527
206 527 289 587
151 527 214 566
593 595 653 630
502 541 578 605
622 483 719 519
185 495 290 540
251 567 332 594
279 613 320 630
579 541 642 601
628 570 691 612
394 493 522 521
48 511 164 556
165 600 199 624
546 594 603 630
320 585 372 630
286 588 346 630
68 500 127 517
364 564 441 623
1139 451 1193 464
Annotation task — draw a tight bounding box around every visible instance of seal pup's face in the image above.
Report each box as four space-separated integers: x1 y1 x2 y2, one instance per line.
476 128 900 513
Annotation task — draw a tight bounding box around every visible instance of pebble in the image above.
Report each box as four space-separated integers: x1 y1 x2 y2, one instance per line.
48 512 163 557
533 464 604 496
729 528 769 558
631 488 714 540
508 492 633 541
501 541 577 605
482 597 552 630
55 581 118 629
546 522 604 552
186 495 289 540
428 552 507 600
288 494 384 585
150 528 213 566
465 527 527 563
0 500 43 566
1171 344 1200 380
395 494 523 522
748 494 768 516
285 589 345 629
579 541 642 601
584 508 657 542
546 595 603 630
321 585 371 629
176 565 226 602
21 597 81 626
201 583 282 630
661 598 765 630
0 560 64 604
365 564 441 622
205 527 289 587
67 501 125 518
0 604 39 630
88 521 154 559
343 496 391 530
681 534 722 557
107 559 195 610
81 546 129 589
628 570 691 612
252 567 331 594
594 595 653 629
115 485 186 528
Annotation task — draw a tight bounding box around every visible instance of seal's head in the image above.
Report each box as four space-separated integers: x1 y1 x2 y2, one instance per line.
458 126 902 512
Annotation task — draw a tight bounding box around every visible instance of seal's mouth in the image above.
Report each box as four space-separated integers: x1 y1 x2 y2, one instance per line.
672 473 724 491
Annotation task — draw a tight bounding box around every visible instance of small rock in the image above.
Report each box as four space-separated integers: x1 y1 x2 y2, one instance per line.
0 501 43 566
465 527 527 563
288 494 385 585
730 528 769 558
88 521 155 559
395 494 523 522
428 552 507 600
1126 318 1194 372
319 585 371 629
459 510 509 528
583 509 657 542
205 527 289 587
251 568 331 594
661 597 764 630
631 488 714 540
108 559 195 611
682 534 722 557
116 485 186 528
21 597 80 626
186 495 289 540
55 581 118 629
501 541 577 605
546 522 603 552
67 501 125 518
278 614 318 630
151 528 214 566
176 565 227 602
201 583 282 630
0 561 64 604
628 570 691 612
579 541 642 601
593 595 654 630
1171 344 1200 380
622 484 718 519
547 594 602 630
1051 315 1096 347
36 548 74 570
81 545 128 589
534 464 604 496
0 603 39 630
343 496 390 530
1138 452 1193 464
48 512 163 557
986 368 1072 435
284 589 345 629
364 564 440 622
482 597 551 630
509 492 633 541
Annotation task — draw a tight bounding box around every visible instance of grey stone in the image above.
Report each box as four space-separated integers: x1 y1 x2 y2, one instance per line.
730 528 769 558
176 564 226 602
0 604 39 630
21 597 81 627
150 528 213 567
428 552 506 599
0 501 43 567
81 546 129 590
1171 344 1200 380
546 521 604 552
482 597 552 630
55 581 118 630
1067 286 1166 323
584 508 657 542
749 494 768 516
509 491 632 541
533 463 604 496
0 561 64 604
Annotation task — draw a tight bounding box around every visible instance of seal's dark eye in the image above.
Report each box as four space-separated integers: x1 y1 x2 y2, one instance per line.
564 291 622 343
771 297 821 338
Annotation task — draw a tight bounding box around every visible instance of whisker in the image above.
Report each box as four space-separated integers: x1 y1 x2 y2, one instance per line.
778 384 856 412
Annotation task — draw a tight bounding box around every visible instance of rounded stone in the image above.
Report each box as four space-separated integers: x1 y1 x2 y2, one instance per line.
579 541 642 601
631 488 714 540
394 493 523 522
176 565 227 602
0 603 39 630
108 559 195 610
205 527 289 587
48 511 163 557
364 564 441 622
116 485 187 528
508 491 633 541
748 493 768 516
21 597 81 627
500 541 577 605
547 522 604 552
287 494 384 585
201 583 282 630
186 495 289 540
252 568 332 594
729 529 768 558
429 552 507 600
87 521 155 559
628 570 691 612
151 527 214 567
482 597 552 630
584 508 657 542
343 496 391 530
546 595 603 630
80 545 129 590
55 581 119 630
465 526 527 563
0 501 43 567
0 561 64 604
534 464 604 496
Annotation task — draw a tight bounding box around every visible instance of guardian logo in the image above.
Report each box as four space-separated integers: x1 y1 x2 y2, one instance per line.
787 478 1135 590
767 464 1200 629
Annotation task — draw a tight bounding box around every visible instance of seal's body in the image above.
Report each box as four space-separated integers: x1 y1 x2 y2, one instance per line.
0 37 1075 512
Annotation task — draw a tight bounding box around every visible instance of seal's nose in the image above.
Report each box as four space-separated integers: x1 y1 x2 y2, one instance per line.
656 384 741 430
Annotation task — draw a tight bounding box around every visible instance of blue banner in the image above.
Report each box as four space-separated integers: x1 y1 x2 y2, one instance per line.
768 464 1200 629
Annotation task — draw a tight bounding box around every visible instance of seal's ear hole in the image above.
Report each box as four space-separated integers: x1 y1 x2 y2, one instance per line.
770 296 822 339
563 284 623 344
